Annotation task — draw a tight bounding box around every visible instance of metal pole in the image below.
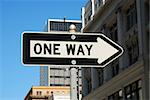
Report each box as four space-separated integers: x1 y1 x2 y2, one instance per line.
69 24 78 100
77 67 80 100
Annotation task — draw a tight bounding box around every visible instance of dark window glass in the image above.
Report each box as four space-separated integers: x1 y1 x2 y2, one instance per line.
111 60 119 77
126 32 139 66
108 90 123 100
50 21 81 32
97 68 104 86
87 80 92 93
36 91 42 96
126 3 137 30
108 95 113 100
39 91 42 95
112 63 119 76
110 23 118 42
50 84 70 86
125 80 142 100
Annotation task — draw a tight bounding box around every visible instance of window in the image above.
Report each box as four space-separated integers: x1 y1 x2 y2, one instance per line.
87 79 92 93
108 90 123 100
50 21 81 32
88 10 92 21
76 23 82 32
97 68 103 86
112 60 119 77
125 80 142 100
126 3 137 30
36 91 42 96
110 23 118 42
50 76 70 78
95 0 102 11
84 68 91 94
126 32 139 65
145 2 149 25
47 91 49 95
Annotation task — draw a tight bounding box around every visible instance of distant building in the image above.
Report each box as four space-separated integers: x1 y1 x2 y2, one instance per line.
40 19 82 100
81 0 149 100
24 86 70 100
44 19 82 32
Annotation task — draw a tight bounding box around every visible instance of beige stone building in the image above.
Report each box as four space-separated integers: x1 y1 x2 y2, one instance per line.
24 86 70 100
81 0 149 100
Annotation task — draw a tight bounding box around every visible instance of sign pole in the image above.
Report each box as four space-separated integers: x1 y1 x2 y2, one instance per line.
69 24 78 100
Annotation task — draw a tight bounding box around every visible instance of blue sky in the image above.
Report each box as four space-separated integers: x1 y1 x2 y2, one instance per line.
0 0 87 99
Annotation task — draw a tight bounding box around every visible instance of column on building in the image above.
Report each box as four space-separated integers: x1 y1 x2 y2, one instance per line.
102 0 105 5
91 0 95 20
116 8 128 71
136 0 144 61
91 68 99 91
48 66 51 86
82 68 89 97
136 0 149 100
81 7 85 32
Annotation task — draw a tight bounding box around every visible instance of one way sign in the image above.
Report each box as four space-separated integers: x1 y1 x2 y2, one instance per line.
22 32 123 67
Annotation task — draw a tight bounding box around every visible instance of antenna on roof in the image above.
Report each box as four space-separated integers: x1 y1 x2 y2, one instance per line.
64 16 67 22
63 16 67 31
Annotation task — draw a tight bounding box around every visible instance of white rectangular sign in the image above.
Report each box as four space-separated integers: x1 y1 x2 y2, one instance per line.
23 32 123 67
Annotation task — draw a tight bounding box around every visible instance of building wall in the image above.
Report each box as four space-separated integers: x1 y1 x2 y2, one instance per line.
81 0 149 100
24 86 70 100
49 66 70 86
40 66 48 86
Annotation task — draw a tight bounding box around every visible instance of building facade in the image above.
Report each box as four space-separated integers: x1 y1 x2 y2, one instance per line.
24 86 70 100
81 0 149 100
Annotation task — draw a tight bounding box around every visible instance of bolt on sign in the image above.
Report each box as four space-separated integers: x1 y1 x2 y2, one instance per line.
22 32 123 67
